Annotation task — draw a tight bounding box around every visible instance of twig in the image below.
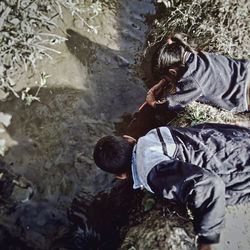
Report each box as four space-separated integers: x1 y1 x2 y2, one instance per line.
55 0 63 19
21 0 39 11
17 0 21 10
33 44 61 54
0 6 11 31
3 83 19 98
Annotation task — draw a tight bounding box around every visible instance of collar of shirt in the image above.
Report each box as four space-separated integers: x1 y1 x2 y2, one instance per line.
131 145 143 189
183 51 191 64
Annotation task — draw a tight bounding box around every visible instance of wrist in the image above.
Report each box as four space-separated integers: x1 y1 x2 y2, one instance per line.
152 101 156 108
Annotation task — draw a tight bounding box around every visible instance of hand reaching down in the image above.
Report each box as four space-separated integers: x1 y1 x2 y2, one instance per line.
146 79 167 108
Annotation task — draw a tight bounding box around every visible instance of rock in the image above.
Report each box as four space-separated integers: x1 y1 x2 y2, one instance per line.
0 112 12 127
119 205 196 250
11 185 33 203
0 157 33 205
115 55 130 67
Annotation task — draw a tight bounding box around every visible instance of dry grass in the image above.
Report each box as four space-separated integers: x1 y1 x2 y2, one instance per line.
149 0 250 59
167 102 249 127
0 0 102 99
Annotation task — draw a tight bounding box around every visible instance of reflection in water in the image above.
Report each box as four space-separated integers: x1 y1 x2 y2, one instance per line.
0 0 157 249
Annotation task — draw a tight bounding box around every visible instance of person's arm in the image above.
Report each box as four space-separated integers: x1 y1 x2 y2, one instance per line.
147 159 225 245
146 77 203 111
164 84 202 110
146 79 167 108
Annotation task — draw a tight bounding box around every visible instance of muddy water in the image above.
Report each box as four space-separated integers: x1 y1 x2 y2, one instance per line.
0 0 156 249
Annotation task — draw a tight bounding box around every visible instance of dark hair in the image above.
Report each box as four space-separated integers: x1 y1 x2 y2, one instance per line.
93 136 134 175
153 34 197 78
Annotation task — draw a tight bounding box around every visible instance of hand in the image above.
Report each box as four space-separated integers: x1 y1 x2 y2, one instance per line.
122 135 137 144
199 243 219 250
146 79 166 108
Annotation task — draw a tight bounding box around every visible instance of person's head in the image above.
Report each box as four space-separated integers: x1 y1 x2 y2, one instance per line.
93 135 136 179
152 34 197 81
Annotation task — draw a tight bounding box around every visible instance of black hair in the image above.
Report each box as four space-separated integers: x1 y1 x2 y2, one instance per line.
153 34 197 78
93 136 134 175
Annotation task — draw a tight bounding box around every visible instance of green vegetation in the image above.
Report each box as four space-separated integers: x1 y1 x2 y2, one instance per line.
169 102 247 127
0 140 6 156
142 190 156 212
21 72 50 105
123 237 137 250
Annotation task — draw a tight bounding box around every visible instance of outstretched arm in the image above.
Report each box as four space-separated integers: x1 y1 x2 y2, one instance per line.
147 160 225 245
146 76 203 111
165 85 202 110
146 79 167 108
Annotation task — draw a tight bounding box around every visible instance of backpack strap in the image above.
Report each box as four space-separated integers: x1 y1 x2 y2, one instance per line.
156 128 168 156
